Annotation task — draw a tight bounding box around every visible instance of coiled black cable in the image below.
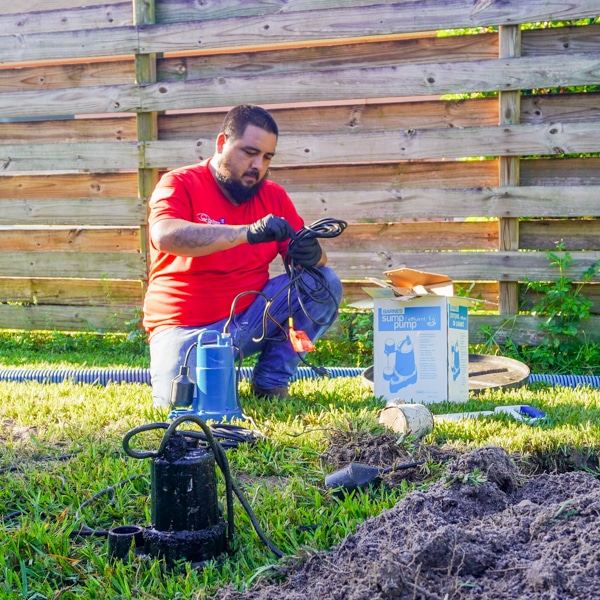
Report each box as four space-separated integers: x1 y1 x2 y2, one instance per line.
221 218 347 376
284 218 347 374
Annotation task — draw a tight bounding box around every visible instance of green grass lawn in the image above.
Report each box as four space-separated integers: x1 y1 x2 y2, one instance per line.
1 330 600 599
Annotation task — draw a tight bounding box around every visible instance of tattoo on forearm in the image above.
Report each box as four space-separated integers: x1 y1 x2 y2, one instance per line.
171 225 244 249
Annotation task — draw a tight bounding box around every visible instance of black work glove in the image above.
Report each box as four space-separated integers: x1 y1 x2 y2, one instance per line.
287 237 323 267
247 214 296 245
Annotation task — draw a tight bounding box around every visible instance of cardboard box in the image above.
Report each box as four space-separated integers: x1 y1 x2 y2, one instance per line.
367 268 474 405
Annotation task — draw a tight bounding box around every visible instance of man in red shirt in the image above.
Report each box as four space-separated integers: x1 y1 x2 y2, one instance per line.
143 105 343 407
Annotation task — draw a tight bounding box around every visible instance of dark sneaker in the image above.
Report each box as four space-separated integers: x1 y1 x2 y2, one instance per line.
251 381 289 400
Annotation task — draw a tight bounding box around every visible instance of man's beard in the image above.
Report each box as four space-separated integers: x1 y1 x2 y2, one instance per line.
215 169 267 204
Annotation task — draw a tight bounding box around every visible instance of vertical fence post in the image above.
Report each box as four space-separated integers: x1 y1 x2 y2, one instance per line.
133 0 159 298
497 25 522 315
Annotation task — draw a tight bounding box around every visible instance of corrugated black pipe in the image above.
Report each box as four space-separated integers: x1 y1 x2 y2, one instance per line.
0 368 599 388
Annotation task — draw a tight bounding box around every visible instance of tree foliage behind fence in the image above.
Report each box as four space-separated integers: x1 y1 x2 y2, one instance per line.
1 0 599 344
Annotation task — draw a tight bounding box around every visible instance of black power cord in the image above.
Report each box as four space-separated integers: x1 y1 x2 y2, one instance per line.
283 218 347 375
208 217 348 379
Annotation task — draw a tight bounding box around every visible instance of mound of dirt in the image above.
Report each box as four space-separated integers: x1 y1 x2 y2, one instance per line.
216 446 600 600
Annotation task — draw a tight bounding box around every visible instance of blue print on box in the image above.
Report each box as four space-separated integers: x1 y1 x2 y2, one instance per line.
382 335 418 393
449 304 468 330
377 306 441 332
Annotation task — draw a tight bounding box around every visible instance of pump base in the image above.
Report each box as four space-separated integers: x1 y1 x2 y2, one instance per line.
167 407 246 423
143 520 227 564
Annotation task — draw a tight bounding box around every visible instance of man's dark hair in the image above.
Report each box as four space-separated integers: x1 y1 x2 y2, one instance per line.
221 104 279 140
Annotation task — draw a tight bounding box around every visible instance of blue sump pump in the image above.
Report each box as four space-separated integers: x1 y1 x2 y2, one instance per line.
169 330 245 423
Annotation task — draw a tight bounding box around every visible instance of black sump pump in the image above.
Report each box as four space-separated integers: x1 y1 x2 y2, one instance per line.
121 415 235 565
119 414 283 566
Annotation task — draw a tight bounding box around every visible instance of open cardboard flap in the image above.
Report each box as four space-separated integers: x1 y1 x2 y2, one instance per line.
361 268 484 305
384 267 454 297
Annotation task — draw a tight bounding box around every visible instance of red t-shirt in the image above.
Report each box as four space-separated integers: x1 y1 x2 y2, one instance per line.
142 160 304 335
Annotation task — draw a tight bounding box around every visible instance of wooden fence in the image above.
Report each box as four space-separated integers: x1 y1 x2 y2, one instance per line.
1 0 600 345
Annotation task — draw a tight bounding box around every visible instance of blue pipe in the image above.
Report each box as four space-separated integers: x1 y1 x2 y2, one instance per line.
528 374 600 388
0 366 363 386
0 368 599 388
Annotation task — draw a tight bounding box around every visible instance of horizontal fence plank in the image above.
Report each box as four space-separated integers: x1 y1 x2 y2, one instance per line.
0 173 138 199
521 92 600 125
0 143 140 172
4 53 600 119
523 23 600 56
138 54 600 114
0 26 138 64
289 185 600 221
153 0 600 30
0 304 138 332
277 157 600 190
0 252 146 279
0 60 134 94
159 98 500 140
469 315 600 345
520 219 600 251
5 1 599 63
1 227 140 252
157 92 600 142
316 250 600 282
1 91 589 148
344 280 600 313
0 199 146 225
273 161 500 190
4 23 597 95
0 277 143 306
3 304 598 340
325 222 498 252
0 2 132 34
0 85 140 120
154 25 599 85
341 281 499 305
157 33 497 81
3 123 600 172
0 116 137 144
324 221 600 253
145 120 600 169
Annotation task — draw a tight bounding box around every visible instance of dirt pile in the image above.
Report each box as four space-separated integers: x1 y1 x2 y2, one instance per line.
216 445 600 600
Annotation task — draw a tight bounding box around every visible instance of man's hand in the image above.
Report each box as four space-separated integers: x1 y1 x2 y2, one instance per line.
247 214 296 245
287 237 323 267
